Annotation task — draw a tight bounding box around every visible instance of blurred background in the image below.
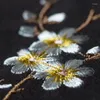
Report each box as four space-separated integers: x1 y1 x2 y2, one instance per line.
0 0 100 100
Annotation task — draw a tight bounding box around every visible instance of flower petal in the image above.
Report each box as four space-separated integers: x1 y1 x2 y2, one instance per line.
17 49 30 56
31 64 49 72
44 56 59 63
60 43 80 53
33 72 47 79
65 59 83 69
46 48 62 56
59 28 76 38
48 13 66 22
76 67 94 77
22 10 36 20
28 41 48 53
71 35 89 44
18 26 34 38
63 77 83 88
42 78 61 90
38 30 56 41
4 57 18 66
86 46 100 54
0 84 12 89
11 62 29 74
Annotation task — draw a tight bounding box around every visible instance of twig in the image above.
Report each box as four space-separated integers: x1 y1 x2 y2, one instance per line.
76 9 95 32
38 2 52 31
3 74 33 100
76 9 100 33
92 14 100 20
85 53 100 62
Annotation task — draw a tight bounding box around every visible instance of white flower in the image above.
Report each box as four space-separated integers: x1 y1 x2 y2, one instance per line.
29 28 88 55
48 13 66 22
86 46 100 54
4 49 57 74
18 26 35 38
22 10 36 21
34 59 94 90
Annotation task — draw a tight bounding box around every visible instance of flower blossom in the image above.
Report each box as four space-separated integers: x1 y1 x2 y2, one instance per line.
29 28 88 55
34 59 94 90
4 49 57 74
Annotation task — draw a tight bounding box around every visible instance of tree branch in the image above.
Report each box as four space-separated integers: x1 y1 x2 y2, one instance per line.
3 74 33 100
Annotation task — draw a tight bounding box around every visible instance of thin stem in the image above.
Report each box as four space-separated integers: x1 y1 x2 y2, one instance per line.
3 74 33 100
92 14 100 20
85 53 100 62
38 2 52 31
76 9 95 32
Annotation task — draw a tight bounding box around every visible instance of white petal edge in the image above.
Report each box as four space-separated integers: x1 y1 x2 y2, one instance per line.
0 84 12 89
65 59 83 69
28 41 48 52
11 63 29 74
17 49 30 56
86 46 100 54
38 30 57 41
48 13 66 22
42 78 61 90
4 57 18 66
63 77 83 88
60 43 80 53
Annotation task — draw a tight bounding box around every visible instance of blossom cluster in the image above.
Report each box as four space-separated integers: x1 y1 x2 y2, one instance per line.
3 0 100 91
4 26 99 90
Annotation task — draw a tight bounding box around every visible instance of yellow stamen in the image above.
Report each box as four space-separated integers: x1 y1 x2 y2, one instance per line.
47 67 77 83
18 52 47 66
43 36 75 48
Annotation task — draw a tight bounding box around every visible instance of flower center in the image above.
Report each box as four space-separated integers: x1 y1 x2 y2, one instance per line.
18 53 45 66
47 67 77 82
43 36 75 48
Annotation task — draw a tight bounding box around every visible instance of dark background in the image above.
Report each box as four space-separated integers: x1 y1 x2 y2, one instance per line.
0 0 100 100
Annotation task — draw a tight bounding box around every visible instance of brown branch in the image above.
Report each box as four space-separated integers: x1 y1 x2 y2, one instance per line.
34 26 40 36
3 74 33 100
92 14 100 20
85 53 100 62
76 9 95 32
38 2 52 31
